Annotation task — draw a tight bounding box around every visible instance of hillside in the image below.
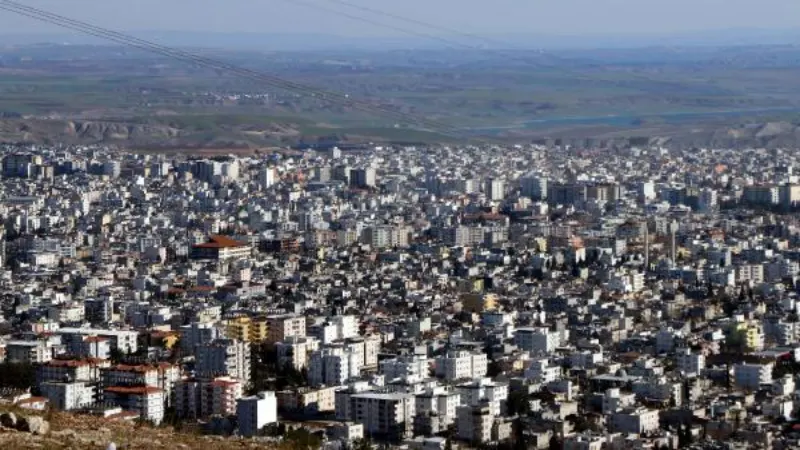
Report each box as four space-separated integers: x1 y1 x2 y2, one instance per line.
0 407 280 450
0 117 303 149
514 120 800 149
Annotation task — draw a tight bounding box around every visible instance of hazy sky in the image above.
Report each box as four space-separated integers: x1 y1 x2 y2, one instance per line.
2 0 800 36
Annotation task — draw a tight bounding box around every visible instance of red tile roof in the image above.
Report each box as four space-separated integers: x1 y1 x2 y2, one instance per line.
193 235 247 249
15 397 47 406
45 359 91 368
104 386 163 395
107 411 141 421
108 364 158 373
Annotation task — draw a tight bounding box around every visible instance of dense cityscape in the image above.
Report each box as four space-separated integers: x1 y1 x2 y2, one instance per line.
0 142 797 449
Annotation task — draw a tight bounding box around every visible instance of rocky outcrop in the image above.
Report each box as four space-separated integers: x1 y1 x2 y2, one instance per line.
0 412 16 429
0 413 50 436
16 415 49 435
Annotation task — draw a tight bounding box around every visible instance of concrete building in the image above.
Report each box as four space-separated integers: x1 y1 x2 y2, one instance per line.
225 316 268 343
514 327 565 354
341 392 415 438
520 174 548 200
276 335 320 371
381 354 430 382
435 350 488 381
610 408 660 434
56 328 139 354
266 315 306 345
309 346 362 387
237 391 278 437
195 339 251 383
457 404 493 444
734 363 774 390
350 167 377 188
103 386 165 425
40 381 96 411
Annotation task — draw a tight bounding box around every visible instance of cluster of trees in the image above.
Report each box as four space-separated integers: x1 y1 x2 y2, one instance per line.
249 342 308 395
0 362 35 391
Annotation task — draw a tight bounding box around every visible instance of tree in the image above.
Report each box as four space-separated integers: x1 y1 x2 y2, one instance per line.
0 362 35 389
109 347 125 364
487 360 504 378
512 418 527 450
283 428 323 450
507 390 532 416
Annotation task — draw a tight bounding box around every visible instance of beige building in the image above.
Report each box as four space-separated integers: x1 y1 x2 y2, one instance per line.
276 386 336 414
266 315 306 345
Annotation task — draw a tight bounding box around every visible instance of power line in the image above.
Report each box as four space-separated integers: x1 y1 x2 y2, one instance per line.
281 0 484 53
0 0 478 142
283 0 574 69
323 0 527 49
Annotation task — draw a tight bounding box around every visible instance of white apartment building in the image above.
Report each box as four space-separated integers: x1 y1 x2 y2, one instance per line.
203 377 243 417
415 387 461 428
103 386 165 425
337 337 380 370
309 346 362 387
237 391 278 437
56 328 139 354
734 363 774 390
524 359 562 384
456 378 509 417
608 271 645 293
342 392 415 438
381 354 430 382
70 336 111 360
676 348 705 377
276 335 320 371
37 359 107 384
101 363 180 402
180 322 222 352
6 340 54 364
570 350 604 369
520 174 548 200
482 311 514 328
266 315 306 345
101 364 158 388
276 386 336 414
434 350 488 381
309 315 359 344
40 381 96 410
632 377 682 405
457 404 493 444
602 388 636 414
655 328 681 354
610 408 660 434
485 178 505 201
514 327 565 354
564 434 605 450
444 226 485 247
195 339 251 383
175 377 244 419
736 264 765 285
773 375 796 397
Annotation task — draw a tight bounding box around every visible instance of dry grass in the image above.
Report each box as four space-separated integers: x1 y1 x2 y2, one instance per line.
0 407 281 450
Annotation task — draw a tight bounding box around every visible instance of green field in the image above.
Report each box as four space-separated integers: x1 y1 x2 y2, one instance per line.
2 44 800 146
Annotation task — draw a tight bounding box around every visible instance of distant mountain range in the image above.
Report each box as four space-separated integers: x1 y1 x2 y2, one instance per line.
2 28 800 51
